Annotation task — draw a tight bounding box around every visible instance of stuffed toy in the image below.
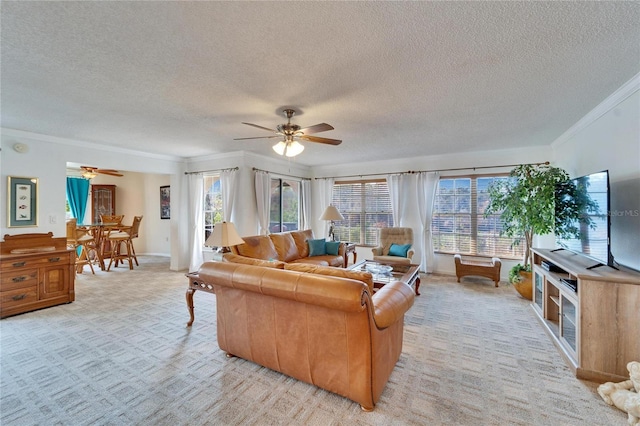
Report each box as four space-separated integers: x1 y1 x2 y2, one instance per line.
598 361 640 426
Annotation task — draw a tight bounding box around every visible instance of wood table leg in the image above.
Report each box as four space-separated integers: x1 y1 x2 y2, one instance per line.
414 277 421 296
186 288 195 327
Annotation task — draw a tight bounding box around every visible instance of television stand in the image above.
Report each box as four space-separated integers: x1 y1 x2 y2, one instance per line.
531 248 640 382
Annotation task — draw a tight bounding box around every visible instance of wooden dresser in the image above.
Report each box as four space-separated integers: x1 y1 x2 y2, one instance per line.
1 233 75 319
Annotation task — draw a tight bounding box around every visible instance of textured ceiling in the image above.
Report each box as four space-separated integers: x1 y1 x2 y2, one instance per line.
2 2 639 166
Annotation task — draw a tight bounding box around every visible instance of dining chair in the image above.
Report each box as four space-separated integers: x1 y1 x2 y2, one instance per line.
126 216 143 266
66 218 96 274
100 214 124 225
99 215 124 261
105 227 134 271
105 216 143 271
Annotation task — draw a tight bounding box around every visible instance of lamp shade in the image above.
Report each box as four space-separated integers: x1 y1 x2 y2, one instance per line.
205 221 245 248
285 141 304 157
272 140 305 157
319 205 344 221
272 141 287 155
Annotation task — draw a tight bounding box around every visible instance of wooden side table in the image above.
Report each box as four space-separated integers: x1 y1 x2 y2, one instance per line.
185 272 215 327
343 242 357 267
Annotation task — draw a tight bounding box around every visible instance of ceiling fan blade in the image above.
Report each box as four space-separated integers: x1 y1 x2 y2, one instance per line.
241 122 277 133
299 135 342 145
298 123 334 135
97 170 123 177
234 135 279 141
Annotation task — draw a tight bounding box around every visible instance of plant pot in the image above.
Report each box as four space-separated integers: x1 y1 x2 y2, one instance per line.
513 271 533 300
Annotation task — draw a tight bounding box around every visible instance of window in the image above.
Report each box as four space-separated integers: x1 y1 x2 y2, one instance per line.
432 175 523 258
203 175 223 242
270 178 300 233
332 180 392 246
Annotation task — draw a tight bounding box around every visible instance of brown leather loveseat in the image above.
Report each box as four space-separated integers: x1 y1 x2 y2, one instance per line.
197 261 415 411
231 229 345 267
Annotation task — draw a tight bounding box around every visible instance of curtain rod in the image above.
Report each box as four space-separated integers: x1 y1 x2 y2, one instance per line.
252 167 311 181
314 161 550 180
184 166 239 175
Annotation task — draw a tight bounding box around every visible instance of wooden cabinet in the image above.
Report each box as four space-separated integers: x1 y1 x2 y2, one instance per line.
531 248 640 382
0 233 75 318
91 184 116 224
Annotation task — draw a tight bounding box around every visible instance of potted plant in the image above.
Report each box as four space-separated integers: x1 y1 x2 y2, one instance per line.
485 163 595 298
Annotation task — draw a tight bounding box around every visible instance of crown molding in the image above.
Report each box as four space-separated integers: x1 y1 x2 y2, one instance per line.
0 127 183 162
552 72 640 149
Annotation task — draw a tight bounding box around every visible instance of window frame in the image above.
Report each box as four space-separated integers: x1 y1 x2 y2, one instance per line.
432 173 524 259
331 179 393 246
269 177 301 233
203 174 223 246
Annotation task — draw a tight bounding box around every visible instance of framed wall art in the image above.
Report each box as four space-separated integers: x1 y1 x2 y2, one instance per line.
160 185 170 219
8 176 39 227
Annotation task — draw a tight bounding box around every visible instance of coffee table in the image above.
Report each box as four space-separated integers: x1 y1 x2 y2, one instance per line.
349 259 421 296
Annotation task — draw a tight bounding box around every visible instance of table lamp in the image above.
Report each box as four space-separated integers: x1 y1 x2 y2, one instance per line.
205 221 245 253
319 205 344 241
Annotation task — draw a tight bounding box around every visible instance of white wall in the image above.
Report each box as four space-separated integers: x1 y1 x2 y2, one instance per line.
1 129 183 264
552 74 640 271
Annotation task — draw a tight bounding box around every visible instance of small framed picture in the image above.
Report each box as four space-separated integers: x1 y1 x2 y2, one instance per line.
8 176 38 227
160 185 170 219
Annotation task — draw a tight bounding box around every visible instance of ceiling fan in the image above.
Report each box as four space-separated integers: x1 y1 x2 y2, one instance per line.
234 109 341 157
80 166 123 179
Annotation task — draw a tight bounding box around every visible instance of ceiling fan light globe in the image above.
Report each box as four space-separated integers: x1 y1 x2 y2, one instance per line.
272 141 287 155
286 141 304 157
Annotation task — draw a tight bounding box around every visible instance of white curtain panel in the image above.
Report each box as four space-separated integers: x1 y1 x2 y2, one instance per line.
300 179 312 231
417 171 439 272
254 170 271 235
319 178 335 238
386 174 402 226
188 173 204 272
220 168 238 222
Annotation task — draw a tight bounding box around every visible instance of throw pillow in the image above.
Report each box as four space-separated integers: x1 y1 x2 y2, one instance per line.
326 241 340 256
308 238 327 256
388 243 411 257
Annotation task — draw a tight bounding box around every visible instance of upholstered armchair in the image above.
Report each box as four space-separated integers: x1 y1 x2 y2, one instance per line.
371 227 414 264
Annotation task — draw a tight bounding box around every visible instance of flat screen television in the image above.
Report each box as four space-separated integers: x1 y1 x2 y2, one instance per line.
555 170 613 269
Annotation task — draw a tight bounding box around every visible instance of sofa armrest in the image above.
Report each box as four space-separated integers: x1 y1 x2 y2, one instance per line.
371 246 383 256
372 281 415 329
338 242 346 257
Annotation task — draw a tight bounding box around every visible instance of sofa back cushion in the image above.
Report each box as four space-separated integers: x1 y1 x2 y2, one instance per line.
222 253 285 269
284 263 374 294
291 229 314 258
269 232 299 262
233 235 279 260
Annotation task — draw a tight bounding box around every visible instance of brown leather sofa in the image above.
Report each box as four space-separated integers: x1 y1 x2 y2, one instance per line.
231 229 346 267
197 261 415 411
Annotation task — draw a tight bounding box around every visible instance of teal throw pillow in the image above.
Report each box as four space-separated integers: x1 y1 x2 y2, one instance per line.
388 243 411 257
326 241 340 256
308 239 327 256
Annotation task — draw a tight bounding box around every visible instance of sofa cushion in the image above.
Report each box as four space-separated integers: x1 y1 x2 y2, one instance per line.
284 263 374 293
222 253 285 269
326 241 340 256
234 235 279 260
269 232 299 262
388 243 411 257
291 229 314 258
308 238 327 256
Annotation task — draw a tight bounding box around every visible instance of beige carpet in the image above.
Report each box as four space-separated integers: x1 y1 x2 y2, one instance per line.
0 256 626 425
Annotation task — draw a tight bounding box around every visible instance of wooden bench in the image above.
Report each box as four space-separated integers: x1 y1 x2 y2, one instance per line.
454 254 501 287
